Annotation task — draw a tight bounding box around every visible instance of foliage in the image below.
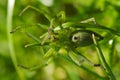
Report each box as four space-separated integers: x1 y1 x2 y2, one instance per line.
1 0 120 80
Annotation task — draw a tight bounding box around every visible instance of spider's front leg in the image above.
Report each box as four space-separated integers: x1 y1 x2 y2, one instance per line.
41 11 66 45
41 19 56 45
19 5 51 20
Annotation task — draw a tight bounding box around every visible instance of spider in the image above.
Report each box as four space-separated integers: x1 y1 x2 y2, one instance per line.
11 5 119 80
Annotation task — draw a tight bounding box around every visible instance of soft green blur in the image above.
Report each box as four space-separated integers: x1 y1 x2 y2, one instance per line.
0 0 120 80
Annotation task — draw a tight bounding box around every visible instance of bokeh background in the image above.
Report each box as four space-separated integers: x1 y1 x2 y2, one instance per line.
0 0 120 80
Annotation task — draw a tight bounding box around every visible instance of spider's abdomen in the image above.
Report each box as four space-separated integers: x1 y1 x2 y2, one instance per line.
71 30 103 47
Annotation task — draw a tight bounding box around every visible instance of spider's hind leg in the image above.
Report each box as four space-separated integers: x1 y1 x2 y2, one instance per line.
80 17 97 25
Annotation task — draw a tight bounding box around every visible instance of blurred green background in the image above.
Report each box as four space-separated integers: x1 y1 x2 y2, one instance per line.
1 0 120 80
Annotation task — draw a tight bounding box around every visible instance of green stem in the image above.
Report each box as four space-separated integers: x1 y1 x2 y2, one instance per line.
7 0 24 80
92 34 116 80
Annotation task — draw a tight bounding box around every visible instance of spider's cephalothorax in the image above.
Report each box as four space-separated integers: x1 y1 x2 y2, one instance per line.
49 28 73 49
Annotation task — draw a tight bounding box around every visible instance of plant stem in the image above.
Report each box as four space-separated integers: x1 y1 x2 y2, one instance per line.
7 0 24 80
92 34 116 80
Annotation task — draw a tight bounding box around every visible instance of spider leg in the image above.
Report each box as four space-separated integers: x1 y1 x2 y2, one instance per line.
17 59 49 71
19 5 50 20
71 49 105 70
18 48 54 71
41 19 55 45
19 6 30 16
80 17 97 25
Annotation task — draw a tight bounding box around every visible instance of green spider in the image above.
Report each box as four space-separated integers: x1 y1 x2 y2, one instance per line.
11 6 120 79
